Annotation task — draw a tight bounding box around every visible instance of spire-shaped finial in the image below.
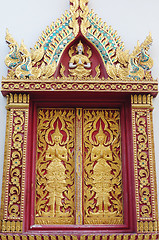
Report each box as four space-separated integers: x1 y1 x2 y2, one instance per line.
53 121 62 137
96 120 105 139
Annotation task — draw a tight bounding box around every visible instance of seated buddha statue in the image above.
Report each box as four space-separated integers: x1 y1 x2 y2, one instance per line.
69 41 91 78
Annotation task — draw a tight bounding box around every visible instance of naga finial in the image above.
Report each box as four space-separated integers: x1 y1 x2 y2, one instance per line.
19 40 30 56
5 28 21 69
5 28 18 46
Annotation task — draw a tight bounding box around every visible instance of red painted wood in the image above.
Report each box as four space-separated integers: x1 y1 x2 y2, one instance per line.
24 91 136 234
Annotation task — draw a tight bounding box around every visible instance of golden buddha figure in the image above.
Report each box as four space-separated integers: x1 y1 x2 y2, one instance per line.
91 122 113 215
45 122 67 217
69 41 91 78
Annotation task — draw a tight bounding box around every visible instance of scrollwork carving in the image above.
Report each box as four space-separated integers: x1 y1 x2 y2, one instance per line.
83 109 123 224
134 111 152 218
7 111 26 219
35 109 75 224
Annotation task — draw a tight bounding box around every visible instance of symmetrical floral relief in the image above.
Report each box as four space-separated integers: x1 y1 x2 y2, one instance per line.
83 109 123 224
134 111 152 219
7 111 26 219
35 109 75 224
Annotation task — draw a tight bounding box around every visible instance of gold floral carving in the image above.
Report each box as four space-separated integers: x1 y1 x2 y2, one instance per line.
135 111 152 218
35 109 75 224
69 0 90 36
83 109 123 224
1 80 158 95
7 111 25 218
79 0 90 36
69 0 80 36
35 108 124 226
105 33 153 81
132 94 158 232
0 94 29 232
4 12 73 79
0 111 10 232
87 11 154 81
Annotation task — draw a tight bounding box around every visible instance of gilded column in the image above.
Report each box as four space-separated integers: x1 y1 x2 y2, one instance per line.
131 94 158 233
0 93 29 232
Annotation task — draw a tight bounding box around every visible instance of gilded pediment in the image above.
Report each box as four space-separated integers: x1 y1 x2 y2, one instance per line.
1 0 158 97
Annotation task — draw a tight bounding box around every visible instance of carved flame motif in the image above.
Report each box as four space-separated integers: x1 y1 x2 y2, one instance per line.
83 109 123 224
35 109 75 224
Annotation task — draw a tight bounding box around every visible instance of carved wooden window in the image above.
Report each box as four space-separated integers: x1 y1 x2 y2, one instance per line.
0 0 158 237
23 96 135 232
35 107 123 225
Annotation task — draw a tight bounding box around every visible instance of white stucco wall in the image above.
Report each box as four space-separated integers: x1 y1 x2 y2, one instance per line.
0 0 159 212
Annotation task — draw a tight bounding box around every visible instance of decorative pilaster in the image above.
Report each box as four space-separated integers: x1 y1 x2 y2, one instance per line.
131 94 158 233
0 94 29 232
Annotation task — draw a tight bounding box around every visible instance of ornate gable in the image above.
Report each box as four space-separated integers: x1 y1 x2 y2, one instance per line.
1 0 157 95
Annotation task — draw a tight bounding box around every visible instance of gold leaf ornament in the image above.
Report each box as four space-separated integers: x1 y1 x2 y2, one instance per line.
5 29 22 69
30 46 45 65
